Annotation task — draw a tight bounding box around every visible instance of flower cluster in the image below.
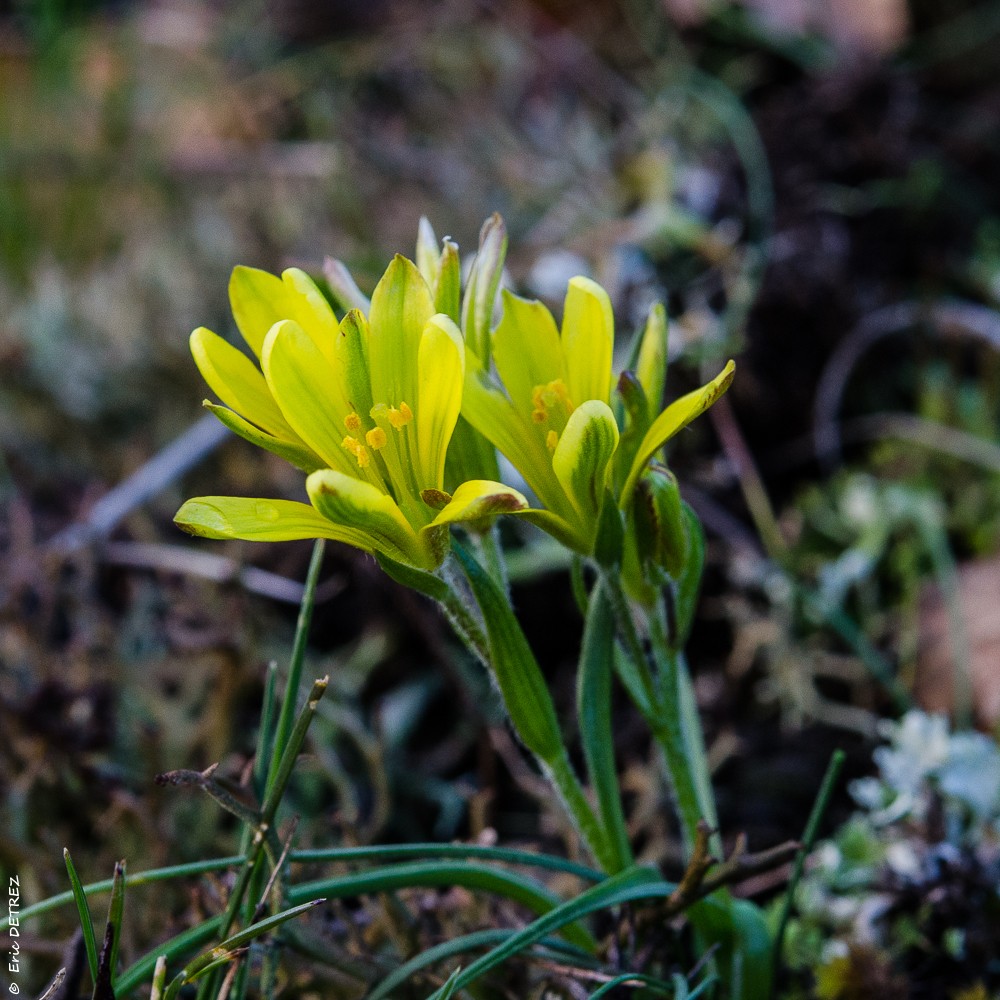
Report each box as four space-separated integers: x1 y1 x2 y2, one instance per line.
176 216 733 577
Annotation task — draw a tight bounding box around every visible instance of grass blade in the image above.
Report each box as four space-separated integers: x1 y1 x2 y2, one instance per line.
287 860 596 952
63 849 99 985
577 580 633 874
105 860 126 986
423 866 674 998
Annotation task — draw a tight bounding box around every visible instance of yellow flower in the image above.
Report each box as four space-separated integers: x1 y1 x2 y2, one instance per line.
175 255 527 569
461 279 734 555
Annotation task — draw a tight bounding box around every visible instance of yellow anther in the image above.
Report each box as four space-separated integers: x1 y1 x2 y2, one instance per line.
546 430 559 451
366 427 387 450
344 412 362 433
388 401 413 429
531 379 574 424
341 435 370 468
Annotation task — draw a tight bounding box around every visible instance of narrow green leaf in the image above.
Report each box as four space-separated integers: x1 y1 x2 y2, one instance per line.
149 956 167 1000
116 918 223 996
577 581 633 874
263 540 325 800
423 866 670 999
671 503 705 651
5 858 244 933
452 541 563 762
586 972 678 998
63 849 99 985
288 843 602 882
105 860 126 986
286 861 595 953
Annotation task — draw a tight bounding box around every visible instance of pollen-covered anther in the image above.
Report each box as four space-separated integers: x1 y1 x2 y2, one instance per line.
531 379 574 425
387 401 413 429
344 412 362 433
546 430 559 451
366 427 387 450
341 435 371 468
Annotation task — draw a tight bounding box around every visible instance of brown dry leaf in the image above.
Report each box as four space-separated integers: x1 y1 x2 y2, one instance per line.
917 557 1000 728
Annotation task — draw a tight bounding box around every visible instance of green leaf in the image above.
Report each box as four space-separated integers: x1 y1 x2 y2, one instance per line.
104 860 126 987
287 861 594 952
424 866 670 999
672 503 705 651
64 849 99 985
452 542 563 762
577 581 633 874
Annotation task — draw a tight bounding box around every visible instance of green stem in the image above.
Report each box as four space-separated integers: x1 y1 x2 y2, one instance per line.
263 539 325 797
543 748 620 876
648 610 718 856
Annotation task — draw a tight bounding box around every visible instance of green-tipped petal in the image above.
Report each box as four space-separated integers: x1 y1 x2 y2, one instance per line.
492 291 564 415
415 216 440 286
435 239 461 324
175 496 372 549
552 400 620 531
368 255 435 413
461 213 507 365
323 257 371 314
621 360 735 505
416 314 465 491
561 276 614 407
335 310 374 420
306 469 429 568
428 479 528 527
190 327 297 439
635 303 668 415
203 402 325 473
262 320 360 479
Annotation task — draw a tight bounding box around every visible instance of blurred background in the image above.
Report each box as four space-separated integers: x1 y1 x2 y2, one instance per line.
3 0 1000 994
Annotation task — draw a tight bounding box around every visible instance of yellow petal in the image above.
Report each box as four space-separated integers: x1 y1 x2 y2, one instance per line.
461 359 570 519
416 314 464 491
367 255 435 415
306 469 429 567
552 400 620 529
281 267 339 366
492 291 564 416
175 496 373 550
561 276 614 407
229 266 291 358
190 327 295 439
428 479 528 527
203 402 325 473
261 320 362 479
229 265 337 367
621 359 736 505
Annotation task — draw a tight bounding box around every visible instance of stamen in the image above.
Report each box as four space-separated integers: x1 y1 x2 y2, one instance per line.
387 401 413 429
366 427 387 450
344 412 362 433
341 435 371 468
546 430 559 451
